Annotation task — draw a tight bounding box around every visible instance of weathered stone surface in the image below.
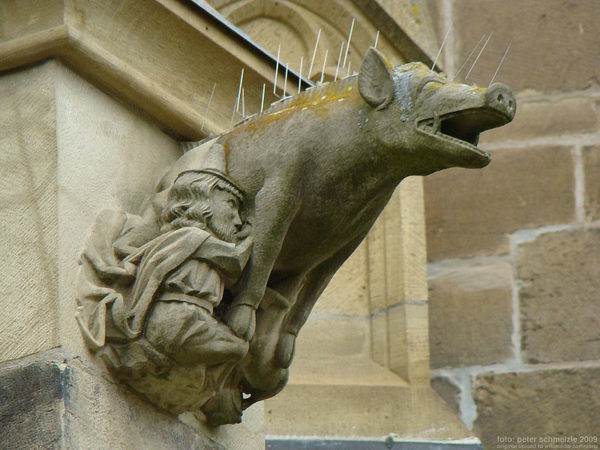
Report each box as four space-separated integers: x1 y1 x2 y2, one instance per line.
473 368 600 450
0 61 59 363
431 376 460 415
0 358 63 449
425 146 575 260
363 0 440 59
314 240 369 316
429 260 513 368
385 177 429 305
54 62 181 360
295 316 371 359
0 0 63 41
481 97 600 143
387 303 430 384
287 356 409 388
0 351 264 449
265 383 473 440
517 228 600 363
370 312 389 367
583 145 600 222
450 0 600 93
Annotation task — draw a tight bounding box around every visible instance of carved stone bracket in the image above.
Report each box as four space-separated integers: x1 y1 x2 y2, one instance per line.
76 48 515 425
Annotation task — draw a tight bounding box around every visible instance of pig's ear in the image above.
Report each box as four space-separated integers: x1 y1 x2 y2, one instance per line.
358 48 394 110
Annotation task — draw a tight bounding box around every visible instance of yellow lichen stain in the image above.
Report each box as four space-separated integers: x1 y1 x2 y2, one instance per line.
224 81 362 142
469 86 486 93
222 140 231 157
399 62 434 77
381 53 393 69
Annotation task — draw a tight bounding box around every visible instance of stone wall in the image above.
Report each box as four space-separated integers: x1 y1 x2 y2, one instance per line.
0 60 264 449
424 1 600 448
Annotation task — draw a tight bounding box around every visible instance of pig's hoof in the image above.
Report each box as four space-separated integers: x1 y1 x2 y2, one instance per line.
276 331 296 368
226 304 256 341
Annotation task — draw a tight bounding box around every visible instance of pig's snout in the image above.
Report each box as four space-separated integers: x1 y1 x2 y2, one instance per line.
485 83 516 120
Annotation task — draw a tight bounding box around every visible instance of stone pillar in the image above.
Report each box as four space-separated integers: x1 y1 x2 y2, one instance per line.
263 178 481 448
0 59 264 449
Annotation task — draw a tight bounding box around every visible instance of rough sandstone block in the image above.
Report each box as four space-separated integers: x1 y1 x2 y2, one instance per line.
517 228 600 363
583 145 600 222
0 351 264 449
428 261 513 368
295 316 371 360
0 359 63 448
473 368 600 450
265 383 473 439
0 62 59 363
481 97 600 143
313 240 369 316
425 146 575 261
431 377 460 415
449 0 600 93
387 303 429 384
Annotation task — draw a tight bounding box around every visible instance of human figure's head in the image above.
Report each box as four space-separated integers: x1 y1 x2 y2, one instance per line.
160 170 244 242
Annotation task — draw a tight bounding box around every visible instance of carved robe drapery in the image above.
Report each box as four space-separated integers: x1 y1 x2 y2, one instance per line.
76 209 251 424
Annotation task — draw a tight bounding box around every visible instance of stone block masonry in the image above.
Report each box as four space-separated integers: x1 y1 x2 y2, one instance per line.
425 145 576 260
473 368 600 450
583 145 600 221
517 228 600 364
0 349 221 449
429 260 513 369
424 0 600 447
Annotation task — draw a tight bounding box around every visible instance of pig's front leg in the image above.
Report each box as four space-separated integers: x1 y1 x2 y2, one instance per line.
226 179 299 341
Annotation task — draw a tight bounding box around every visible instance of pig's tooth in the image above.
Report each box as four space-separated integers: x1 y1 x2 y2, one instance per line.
433 112 440 133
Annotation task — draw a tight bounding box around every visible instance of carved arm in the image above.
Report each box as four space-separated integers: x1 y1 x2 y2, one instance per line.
193 234 253 281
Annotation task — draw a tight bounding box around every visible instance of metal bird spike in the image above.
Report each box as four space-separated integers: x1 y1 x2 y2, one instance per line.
241 87 245 117
454 33 486 81
298 56 303 93
319 49 328 84
342 18 355 69
489 42 511 86
260 83 265 113
273 44 280 94
334 41 344 81
230 67 244 127
373 30 380 49
465 32 493 81
308 29 321 79
431 24 452 71
283 63 289 97
200 82 216 132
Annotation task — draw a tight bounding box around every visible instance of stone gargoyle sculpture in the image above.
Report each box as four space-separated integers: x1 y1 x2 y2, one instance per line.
76 48 516 425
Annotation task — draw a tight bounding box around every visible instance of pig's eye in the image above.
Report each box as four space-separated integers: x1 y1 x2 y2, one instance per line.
417 77 443 95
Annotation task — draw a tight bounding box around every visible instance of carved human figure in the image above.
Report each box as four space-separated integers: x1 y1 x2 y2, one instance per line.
78 48 516 424
138 169 252 367
76 168 253 424
153 49 516 407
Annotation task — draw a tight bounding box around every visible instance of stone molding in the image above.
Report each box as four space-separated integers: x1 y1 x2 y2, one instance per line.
0 0 302 139
0 0 435 140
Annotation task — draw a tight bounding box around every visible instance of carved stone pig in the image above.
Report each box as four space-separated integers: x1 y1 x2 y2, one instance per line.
154 48 516 404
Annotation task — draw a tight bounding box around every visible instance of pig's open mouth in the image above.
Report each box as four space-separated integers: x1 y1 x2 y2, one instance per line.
417 108 510 161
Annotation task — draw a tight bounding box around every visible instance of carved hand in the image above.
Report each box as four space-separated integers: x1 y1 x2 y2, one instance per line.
235 221 253 240
226 303 256 341
276 331 296 369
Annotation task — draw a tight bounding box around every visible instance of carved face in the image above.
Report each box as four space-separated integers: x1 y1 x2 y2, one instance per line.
207 188 242 243
358 49 516 174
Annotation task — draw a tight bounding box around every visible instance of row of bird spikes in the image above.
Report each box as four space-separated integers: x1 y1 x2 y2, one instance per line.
198 18 510 131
